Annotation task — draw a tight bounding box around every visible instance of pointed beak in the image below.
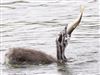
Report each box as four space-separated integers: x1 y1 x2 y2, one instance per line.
67 5 84 35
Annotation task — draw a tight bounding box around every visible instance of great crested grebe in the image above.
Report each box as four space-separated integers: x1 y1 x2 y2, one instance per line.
5 6 84 66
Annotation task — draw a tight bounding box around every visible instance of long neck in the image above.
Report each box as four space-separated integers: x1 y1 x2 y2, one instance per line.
56 12 83 63
56 25 68 63
56 6 84 63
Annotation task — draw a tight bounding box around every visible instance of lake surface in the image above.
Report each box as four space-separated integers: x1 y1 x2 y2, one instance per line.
0 0 100 75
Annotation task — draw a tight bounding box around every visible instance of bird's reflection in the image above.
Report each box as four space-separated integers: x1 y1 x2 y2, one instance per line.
57 63 73 75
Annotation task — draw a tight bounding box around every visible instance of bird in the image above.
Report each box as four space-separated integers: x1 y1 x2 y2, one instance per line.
5 6 84 66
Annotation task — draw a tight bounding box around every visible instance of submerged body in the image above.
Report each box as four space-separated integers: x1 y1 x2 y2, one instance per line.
5 6 84 66
5 48 56 65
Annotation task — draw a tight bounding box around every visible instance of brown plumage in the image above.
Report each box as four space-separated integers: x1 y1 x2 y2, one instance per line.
6 48 56 65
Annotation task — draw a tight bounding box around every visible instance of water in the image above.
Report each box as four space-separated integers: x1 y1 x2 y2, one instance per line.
0 0 100 75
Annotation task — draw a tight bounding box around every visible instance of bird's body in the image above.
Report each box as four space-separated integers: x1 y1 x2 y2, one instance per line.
5 48 56 65
5 6 84 66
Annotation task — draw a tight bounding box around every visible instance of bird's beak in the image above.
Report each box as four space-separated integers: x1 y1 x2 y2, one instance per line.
67 5 84 35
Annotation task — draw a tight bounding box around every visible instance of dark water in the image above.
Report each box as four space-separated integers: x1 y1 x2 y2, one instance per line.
0 0 100 75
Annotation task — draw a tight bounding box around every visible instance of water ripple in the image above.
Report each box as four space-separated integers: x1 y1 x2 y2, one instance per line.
0 6 16 9
0 0 99 75
0 1 29 5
